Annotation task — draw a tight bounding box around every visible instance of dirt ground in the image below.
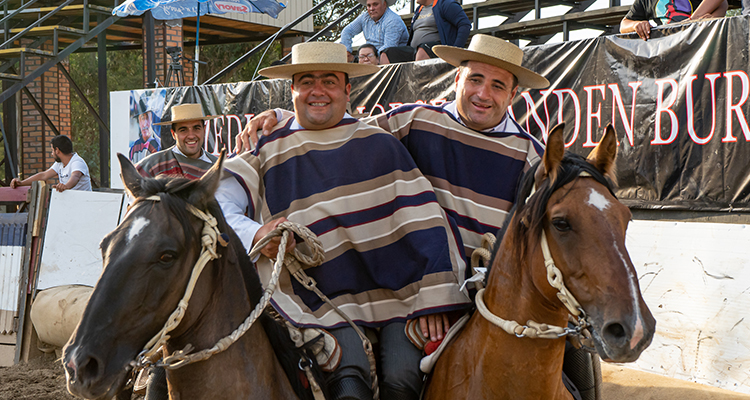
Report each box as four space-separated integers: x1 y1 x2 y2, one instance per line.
1 354 749 399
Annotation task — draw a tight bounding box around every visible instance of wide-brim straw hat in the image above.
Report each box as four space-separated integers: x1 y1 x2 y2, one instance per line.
259 42 380 80
356 0 396 7
154 103 213 126
433 35 549 89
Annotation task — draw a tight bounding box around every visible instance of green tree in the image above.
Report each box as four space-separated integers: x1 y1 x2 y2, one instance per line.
70 49 143 187
190 40 283 83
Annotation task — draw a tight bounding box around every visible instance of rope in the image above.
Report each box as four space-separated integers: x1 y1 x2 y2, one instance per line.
160 221 325 369
286 254 380 400
475 288 568 339
136 197 227 364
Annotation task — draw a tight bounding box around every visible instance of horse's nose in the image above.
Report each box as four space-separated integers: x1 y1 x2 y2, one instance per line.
66 350 105 391
601 321 628 348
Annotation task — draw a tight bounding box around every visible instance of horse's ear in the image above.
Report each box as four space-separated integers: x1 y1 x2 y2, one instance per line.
188 150 226 208
587 124 618 183
118 153 146 199
535 123 565 186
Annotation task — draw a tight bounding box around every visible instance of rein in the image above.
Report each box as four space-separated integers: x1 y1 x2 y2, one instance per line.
474 172 593 344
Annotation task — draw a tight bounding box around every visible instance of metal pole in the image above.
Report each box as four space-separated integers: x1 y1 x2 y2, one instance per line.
97 14 109 187
194 2 200 86
144 11 156 88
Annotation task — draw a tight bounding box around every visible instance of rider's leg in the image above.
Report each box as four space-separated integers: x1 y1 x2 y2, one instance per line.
379 321 423 400
326 325 373 400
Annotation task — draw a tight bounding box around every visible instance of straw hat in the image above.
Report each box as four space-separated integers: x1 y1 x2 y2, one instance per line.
259 42 380 80
356 0 397 7
154 103 213 126
433 35 549 89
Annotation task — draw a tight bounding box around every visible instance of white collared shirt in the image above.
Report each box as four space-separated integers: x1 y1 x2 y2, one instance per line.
171 146 214 163
442 101 520 134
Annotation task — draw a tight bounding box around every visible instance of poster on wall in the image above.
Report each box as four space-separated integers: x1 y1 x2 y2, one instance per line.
111 16 750 211
128 89 167 164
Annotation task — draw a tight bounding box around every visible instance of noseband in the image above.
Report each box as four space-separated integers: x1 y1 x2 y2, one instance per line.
474 172 594 343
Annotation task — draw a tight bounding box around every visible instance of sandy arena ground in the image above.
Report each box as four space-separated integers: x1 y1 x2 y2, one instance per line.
1 354 748 399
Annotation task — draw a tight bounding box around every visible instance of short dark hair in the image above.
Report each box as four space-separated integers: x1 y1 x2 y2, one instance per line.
50 135 73 154
359 44 379 58
459 60 518 89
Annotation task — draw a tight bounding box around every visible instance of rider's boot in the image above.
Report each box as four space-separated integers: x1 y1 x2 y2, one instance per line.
145 366 169 400
328 376 372 400
563 342 600 400
380 383 419 400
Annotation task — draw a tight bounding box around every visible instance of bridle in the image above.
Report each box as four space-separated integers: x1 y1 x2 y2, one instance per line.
474 172 595 346
124 194 315 374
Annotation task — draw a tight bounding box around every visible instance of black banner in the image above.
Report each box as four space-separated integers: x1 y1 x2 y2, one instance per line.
159 15 750 211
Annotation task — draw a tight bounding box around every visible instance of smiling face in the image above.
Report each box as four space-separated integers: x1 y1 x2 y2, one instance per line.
292 71 351 130
454 61 518 131
171 119 205 158
366 0 387 22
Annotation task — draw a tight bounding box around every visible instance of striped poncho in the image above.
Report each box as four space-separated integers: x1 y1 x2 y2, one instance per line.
371 103 544 260
222 116 470 328
136 146 218 180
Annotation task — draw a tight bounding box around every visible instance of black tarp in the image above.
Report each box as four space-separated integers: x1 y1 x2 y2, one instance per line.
162 15 750 211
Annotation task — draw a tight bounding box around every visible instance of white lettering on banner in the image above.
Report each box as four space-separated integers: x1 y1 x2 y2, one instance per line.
541 88 581 148
652 78 679 145
686 73 719 145
609 82 642 147
722 70 750 142
583 85 606 148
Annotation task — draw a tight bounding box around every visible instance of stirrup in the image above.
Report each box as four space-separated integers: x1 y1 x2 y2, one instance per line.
285 322 342 372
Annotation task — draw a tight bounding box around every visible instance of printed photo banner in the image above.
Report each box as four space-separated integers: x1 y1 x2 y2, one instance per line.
110 15 750 210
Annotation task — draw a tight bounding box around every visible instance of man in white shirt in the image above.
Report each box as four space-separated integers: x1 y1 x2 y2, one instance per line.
11 135 92 192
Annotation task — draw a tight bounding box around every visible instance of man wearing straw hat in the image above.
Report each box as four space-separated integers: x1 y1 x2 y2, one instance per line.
136 103 218 180
340 0 409 64
215 41 470 400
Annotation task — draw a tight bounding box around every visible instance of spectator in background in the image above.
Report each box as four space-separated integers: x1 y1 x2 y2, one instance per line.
340 0 409 64
358 44 380 65
620 0 728 40
137 103 217 180
11 135 92 192
382 0 471 64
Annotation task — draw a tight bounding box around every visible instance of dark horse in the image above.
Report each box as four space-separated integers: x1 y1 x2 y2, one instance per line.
63 154 319 399
424 124 656 399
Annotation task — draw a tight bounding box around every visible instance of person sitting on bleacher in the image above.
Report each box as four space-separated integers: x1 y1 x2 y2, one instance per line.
340 0 409 64
381 0 471 64
358 44 381 65
620 0 728 40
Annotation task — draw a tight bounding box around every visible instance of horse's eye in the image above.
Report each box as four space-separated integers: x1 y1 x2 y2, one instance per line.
551 218 571 232
159 253 175 263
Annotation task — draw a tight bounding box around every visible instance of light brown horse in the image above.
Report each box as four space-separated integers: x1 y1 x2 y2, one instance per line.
425 124 656 399
62 155 316 400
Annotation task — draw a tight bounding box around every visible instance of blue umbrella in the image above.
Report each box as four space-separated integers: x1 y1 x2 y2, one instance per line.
114 0 285 19
114 0 285 84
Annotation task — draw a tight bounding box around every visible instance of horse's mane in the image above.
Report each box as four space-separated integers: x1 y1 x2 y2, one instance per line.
135 173 326 400
488 152 616 276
